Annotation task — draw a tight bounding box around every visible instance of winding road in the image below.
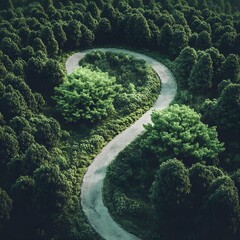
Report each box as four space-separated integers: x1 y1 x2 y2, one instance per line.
66 48 177 240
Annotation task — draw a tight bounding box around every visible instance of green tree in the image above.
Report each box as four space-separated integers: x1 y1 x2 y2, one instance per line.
32 115 62 149
54 67 118 123
95 18 112 44
33 37 47 54
189 163 223 209
196 31 212 50
53 23 67 50
66 20 82 49
0 126 19 167
0 0 13 9
221 54 240 82
0 188 12 230
33 164 71 214
42 59 66 93
215 84 240 133
157 23 173 52
81 25 94 48
40 26 59 56
188 53 213 92
175 47 198 88
150 159 190 212
142 104 224 166
23 143 49 174
1 37 20 60
206 47 225 90
0 85 27 121
197 176 240 240
150 159 190 236
169 28 188 58
125 13 151 47
83 12 98 32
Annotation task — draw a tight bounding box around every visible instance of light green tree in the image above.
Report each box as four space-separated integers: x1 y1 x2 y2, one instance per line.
54 67 119 122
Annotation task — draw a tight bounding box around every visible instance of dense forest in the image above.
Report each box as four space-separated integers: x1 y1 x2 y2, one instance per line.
0 0 240 239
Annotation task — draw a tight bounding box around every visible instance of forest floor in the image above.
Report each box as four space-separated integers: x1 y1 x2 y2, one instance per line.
66 48 177 240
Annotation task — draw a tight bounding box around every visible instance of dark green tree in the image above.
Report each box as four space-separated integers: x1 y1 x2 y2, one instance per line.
197 177 240 240
196 31 212 50
188 53 213 92
42 59 66 93
53 23 67 50
81 25 94 48
40 26 59 56
66 20 82 49
169 28 188 58
0 188 12 230
33 164 71 214
32 115 62 149
175 47 198 88
221 54 240 82
23 143 49 174
95 18 112 44
1 37 20 60
157 23 173 52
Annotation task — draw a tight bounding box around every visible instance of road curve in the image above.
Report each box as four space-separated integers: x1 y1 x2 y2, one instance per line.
66 48 177 240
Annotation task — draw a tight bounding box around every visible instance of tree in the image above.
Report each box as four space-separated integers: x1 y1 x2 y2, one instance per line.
0 188 12 230
221 54 240 82
125 13 151 48
188 53 213 92
26 55 46 91
33 37 47 54
31 115 62 149
232 170 240 195
0 126 19 167
150 159 190 236
0 85 27 121
150 159 190 212
95 18 112 44
53 23 67 50
157 23 173 52
189 163 223 209
1 37 20 60
33 164 71 215
0 0 13 9
142 104 224 166
42 59 66 93
218 31 236 55
175 47 198 88
23 143 49 174
206 47 225 90
12 175 34 207
197 176 240 240
215 84 240 133
86 1 100 19
83 12 98 32
12 60 25 78
66 20 82 49
81 25 94 48
54 67 118 123
40 26 59 56
18 131 35 152
169 28 188 58
196 31 212 50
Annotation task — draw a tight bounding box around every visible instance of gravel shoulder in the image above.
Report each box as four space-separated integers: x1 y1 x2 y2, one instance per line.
66 48 177 240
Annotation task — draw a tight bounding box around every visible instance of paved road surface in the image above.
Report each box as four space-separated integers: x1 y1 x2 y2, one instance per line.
66 48 177 240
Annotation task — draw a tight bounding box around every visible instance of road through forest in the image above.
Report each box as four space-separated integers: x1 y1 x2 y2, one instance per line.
66 48 177 240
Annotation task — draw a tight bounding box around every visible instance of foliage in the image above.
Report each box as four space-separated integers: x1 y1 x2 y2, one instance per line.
142 104 224 166
54 66 118 123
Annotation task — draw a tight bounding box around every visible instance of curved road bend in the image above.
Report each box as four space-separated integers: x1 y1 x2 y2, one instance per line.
66 48 177 240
